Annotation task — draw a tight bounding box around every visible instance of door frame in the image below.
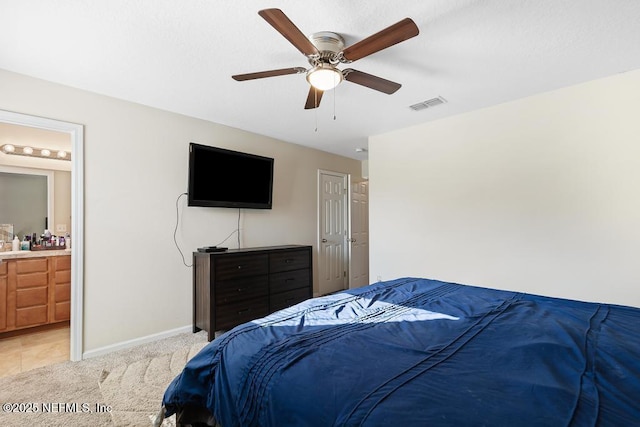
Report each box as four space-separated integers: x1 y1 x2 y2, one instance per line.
317 169 350 295
0 109 84 361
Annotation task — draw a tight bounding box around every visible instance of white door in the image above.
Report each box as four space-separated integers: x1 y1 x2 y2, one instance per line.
350 181 369 288
318 171 348 295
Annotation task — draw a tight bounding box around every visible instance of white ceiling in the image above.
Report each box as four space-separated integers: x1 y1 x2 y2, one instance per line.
1 0 639 160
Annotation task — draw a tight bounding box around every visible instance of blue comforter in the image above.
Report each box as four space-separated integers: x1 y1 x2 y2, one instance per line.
162 277 640 426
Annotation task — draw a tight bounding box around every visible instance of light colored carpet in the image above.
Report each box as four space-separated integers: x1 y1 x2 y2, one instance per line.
0 330 208 427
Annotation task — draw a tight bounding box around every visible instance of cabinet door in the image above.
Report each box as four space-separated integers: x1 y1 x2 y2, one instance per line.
0 261 7 331
53 256 71 321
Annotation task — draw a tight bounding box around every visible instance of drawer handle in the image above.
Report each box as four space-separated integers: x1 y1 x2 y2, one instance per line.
285 259 294 263
236 288 245 292
285 278 294 283
237 265 243 269
285 298 295 303
237 308 252 315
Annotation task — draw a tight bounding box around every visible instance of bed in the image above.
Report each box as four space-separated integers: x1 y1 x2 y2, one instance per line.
158 277 640 426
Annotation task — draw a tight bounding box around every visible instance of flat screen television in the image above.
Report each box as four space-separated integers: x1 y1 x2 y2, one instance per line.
188 143 274 209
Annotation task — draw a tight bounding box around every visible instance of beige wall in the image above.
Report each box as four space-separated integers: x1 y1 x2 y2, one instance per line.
369 69 640 308
0 68 362 351
54 170 71 234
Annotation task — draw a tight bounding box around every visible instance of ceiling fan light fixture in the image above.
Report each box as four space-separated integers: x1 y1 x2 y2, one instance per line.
234 9 419 109
306 64 342 91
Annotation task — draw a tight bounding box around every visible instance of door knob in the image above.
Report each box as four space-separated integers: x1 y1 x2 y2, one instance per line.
321 238 327 243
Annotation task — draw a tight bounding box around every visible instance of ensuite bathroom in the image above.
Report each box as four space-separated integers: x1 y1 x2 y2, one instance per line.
0 121 73 378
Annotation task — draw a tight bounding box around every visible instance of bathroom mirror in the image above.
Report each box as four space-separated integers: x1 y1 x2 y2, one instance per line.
0 122 71 244
0 168 49 240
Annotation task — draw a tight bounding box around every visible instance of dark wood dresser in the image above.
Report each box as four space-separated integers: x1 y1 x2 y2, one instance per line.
193 245 312 341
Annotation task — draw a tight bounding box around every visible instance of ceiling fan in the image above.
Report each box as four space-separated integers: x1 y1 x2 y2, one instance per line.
232 9 419 109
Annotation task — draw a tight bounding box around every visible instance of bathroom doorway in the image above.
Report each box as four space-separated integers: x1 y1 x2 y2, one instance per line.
0 110 84 363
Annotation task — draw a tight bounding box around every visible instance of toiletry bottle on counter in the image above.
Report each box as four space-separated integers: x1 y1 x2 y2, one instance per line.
12 235 20 251
21 236 30 250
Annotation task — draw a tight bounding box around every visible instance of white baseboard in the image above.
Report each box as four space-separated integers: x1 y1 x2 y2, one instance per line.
82 325 193 360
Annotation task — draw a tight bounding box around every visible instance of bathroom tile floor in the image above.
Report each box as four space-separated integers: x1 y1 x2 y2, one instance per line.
0 325 70 379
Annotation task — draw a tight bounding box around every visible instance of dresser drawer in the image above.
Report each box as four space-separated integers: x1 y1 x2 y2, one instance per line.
215 276 268 305
269 249 310 273
215 298 269 331
215 254 268 280
270 287 311 313
270 269 310 294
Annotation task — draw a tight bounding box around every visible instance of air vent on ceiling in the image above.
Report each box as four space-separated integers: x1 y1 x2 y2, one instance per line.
409 96 447 111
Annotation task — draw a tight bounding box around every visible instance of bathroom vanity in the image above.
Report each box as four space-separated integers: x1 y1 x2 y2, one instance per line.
0 250 71 335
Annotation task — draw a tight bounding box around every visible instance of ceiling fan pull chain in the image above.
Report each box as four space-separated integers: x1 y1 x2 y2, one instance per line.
333 85 337 121
332 73 337 121
315 89 319 132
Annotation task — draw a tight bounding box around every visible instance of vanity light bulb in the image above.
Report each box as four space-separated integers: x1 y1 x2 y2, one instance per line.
1 144 69 161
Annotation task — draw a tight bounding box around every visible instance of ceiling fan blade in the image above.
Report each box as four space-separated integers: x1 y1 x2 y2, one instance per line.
258 8 319 57
341 18 419 62
232 67 306 81
304 87 324 109
343 69 401 94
